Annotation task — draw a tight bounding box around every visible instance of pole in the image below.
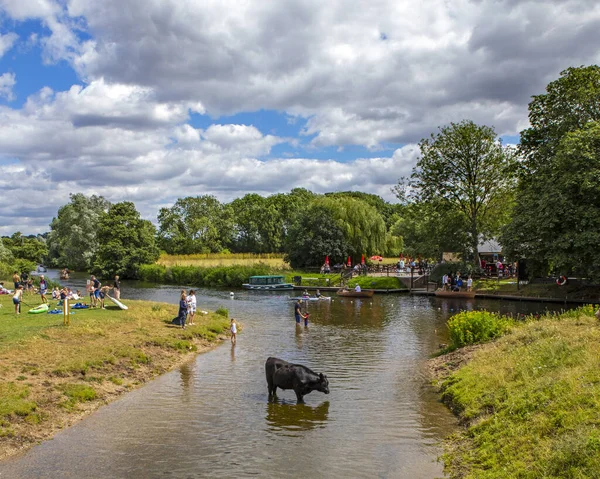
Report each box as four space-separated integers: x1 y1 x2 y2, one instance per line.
64 298 70 326
410 267 414 291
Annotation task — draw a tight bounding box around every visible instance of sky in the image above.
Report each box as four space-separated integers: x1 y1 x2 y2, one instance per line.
0 0 599 235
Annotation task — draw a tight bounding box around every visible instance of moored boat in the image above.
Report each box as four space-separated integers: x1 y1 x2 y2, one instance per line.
336 289 375 298
434 289 476 299
243 275 294 291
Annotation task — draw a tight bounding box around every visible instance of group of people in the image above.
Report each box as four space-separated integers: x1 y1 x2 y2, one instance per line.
87 275 121 309
52 286 83 302
175 289 237 342
442 273 473 292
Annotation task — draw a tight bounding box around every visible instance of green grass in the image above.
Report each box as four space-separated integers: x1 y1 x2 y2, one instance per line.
439 305 600 478
0 292 231 458
347 276 406 290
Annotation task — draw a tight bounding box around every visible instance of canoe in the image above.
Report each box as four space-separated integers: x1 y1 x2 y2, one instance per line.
434 289 476 299
336 290 375 298
28 303 49 314
292 296 332 301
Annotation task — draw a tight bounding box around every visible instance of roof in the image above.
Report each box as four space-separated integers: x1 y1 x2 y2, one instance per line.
248 275 285 279
478 239 502 254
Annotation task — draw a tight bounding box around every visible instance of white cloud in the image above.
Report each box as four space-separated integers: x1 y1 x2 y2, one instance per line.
0 32 18 58
0 72 16 100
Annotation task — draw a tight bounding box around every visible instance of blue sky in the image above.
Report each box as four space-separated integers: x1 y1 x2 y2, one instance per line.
0 0 598 234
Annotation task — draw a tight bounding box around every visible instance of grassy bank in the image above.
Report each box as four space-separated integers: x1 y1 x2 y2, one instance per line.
0 294 230 460
431 306 600 478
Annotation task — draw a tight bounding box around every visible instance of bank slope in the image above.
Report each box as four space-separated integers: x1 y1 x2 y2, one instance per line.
436 307 600 478
0 296 230 460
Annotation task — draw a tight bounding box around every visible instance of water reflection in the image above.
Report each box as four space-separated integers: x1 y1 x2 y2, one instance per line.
266 399 330 434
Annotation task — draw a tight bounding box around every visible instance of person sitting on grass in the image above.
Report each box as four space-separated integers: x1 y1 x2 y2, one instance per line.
13 285 23 314
52 287 59 300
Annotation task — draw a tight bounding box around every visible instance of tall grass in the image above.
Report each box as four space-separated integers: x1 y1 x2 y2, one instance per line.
157 253 289 269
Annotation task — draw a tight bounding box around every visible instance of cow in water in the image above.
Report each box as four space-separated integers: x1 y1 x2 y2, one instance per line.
265 357 329 403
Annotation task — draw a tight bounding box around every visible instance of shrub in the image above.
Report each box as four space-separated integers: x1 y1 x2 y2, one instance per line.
60 384 97 402
215 307 229 318
448 311 513 348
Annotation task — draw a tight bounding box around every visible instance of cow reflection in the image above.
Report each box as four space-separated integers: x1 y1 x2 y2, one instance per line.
266 399 330 432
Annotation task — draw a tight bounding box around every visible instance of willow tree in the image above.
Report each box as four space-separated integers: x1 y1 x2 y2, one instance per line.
405 120 516 265
320 196 387 260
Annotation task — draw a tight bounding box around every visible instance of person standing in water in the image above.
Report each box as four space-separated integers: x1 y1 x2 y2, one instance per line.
230 318 237 343
294 299 309 326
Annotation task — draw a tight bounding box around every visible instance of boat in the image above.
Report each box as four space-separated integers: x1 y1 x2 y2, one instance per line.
28 303 49 314
434 289 476 299
291 296 332 301
242 275 294 291
336 289 375 298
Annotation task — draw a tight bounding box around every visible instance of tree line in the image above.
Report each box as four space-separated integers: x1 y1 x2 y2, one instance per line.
2 65 599 280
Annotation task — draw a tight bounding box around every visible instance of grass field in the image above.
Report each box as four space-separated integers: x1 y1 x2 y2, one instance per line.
157 253 289 269
0 293 230 460
434 306 600 478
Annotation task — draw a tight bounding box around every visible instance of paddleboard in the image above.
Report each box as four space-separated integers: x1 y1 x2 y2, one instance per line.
108 295 128 310
28 303 49 314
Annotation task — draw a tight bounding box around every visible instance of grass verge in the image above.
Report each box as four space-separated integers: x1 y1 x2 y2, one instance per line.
430 305 600 478
0 294 230 460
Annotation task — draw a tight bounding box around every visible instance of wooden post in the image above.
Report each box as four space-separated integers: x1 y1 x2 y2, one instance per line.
63 298 70 326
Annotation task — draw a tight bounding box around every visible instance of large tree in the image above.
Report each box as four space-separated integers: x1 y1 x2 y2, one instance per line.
404 120 516 265
502 66 600 278
157 195 233 254
93 202 159 278
47 193 111 270
284 202 349 269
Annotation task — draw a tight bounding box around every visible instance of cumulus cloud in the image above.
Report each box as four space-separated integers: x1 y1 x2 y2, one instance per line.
0 0 599 233
0 72 16 100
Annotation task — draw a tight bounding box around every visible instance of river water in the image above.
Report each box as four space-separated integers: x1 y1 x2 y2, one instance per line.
1 274 574 478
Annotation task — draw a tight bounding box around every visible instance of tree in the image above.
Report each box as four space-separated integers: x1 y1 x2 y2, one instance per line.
157 196 233 254
47 193 111 270
503 122 600 278
93 202 160 278
284 202 349 269
404 120 516 265
391 201 469 260
0 237 13 263
2 232 48 264
502 66 600 277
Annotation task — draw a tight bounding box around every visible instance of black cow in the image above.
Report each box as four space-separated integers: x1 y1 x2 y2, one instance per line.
265 357 329 403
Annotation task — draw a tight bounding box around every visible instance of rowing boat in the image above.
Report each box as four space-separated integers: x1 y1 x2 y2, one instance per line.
336 289 375 298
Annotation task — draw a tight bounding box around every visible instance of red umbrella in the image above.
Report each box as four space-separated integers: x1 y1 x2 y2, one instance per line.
361 254 365 264
347 256 352 267
325 255 329 265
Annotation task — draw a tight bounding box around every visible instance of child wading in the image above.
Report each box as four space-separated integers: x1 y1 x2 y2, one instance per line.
230 318 237 343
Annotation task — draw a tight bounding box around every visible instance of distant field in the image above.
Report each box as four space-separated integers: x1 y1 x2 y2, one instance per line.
157 253 289 269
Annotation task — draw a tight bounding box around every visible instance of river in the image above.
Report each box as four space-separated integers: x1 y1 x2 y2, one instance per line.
0 272 574 478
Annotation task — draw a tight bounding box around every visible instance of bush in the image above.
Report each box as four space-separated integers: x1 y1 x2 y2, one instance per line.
215 307 229 318
347 276 406 290
138 264 273 287
448 311 513 348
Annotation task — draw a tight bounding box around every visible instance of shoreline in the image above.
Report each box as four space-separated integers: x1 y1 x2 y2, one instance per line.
0 297 231 462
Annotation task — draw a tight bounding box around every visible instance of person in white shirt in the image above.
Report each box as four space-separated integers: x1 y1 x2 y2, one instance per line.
467 276 473 292
187 290 197 326
354 284 362 292
442 274 448 290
